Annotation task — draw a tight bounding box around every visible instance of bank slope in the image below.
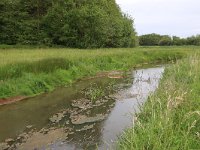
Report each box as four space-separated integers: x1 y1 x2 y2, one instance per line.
118 54 200 149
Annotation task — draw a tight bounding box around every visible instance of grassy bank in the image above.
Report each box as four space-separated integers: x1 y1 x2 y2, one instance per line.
0 46 194 99
118 54 200 149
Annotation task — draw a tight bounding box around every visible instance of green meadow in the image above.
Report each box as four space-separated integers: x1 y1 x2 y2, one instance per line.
0 46 193 99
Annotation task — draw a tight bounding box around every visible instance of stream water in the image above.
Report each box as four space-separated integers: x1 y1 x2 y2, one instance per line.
0 66 164 150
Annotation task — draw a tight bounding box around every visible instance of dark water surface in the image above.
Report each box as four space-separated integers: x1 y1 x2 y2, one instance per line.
0 66 164 150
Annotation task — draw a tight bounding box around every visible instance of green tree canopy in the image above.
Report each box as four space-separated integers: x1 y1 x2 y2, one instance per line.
139 33 162 46
0 0 137 48
139 33 200 46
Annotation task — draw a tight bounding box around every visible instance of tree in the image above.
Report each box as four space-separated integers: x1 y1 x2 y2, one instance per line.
139 33 162 46
158 35 172 46
0 0 137 48
139 34 200 46
186 35 200 46
172 36 186 45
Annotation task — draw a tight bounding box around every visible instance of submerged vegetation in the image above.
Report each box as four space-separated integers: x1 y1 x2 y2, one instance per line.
0 46 191 99
83 80 117 103
83 83 105 103
118 54 200 149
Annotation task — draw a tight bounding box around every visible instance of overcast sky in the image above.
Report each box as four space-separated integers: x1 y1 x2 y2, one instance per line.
116 0 200 37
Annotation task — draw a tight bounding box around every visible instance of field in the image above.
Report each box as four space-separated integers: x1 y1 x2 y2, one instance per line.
118 53 200 149
0 46 194 99
0 46 200 149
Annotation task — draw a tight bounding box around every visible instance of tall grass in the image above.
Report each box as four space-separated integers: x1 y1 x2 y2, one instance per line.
118 54 200 149
0 58 72 80
0 46 194 99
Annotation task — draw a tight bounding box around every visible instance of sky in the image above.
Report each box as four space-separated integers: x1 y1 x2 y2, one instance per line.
116 0 200 37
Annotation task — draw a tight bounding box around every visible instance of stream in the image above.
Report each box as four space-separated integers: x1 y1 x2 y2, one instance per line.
0 66 164 150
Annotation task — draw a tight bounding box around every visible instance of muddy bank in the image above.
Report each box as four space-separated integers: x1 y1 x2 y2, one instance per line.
0 96 28 106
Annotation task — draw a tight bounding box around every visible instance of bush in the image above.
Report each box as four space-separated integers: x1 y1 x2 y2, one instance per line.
0 0 137 48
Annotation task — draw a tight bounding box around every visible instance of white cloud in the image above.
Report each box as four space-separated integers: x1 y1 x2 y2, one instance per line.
116 0 200 37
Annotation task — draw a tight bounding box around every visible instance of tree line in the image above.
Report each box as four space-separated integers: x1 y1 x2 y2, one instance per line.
0 0 137 48
139 33 200 46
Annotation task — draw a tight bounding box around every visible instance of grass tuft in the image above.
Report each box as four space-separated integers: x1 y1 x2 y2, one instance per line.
0 58 71 80
83 83 105 103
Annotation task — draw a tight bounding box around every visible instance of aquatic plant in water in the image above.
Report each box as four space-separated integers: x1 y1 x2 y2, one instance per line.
83 83 105 103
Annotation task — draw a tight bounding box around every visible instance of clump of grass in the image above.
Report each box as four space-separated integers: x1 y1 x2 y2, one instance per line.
118 54 200 150
106 80 117 93
83 83 105 103
0 58 71 80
